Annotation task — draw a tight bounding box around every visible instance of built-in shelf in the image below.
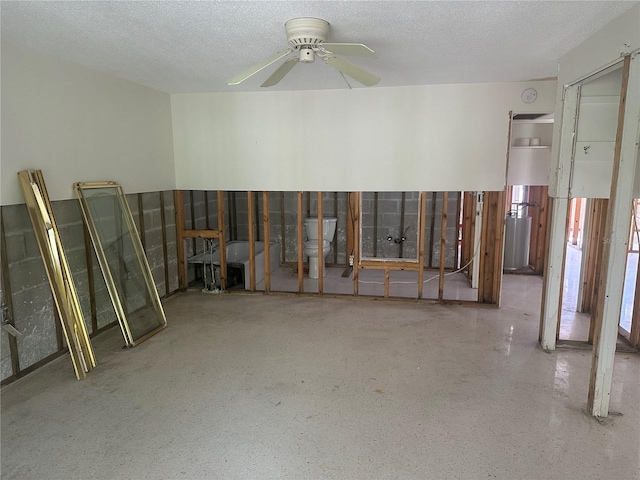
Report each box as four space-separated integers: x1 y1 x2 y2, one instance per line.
511 145 551 149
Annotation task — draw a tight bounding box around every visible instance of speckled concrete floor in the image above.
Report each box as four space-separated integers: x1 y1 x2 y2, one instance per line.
2 275 639 479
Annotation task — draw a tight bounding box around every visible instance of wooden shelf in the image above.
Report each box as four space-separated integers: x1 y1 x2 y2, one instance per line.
511 145 551 149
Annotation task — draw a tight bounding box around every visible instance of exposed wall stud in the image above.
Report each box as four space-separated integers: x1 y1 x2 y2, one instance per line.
263 191 271 293
159 191 170 297
317 191 324 293
438 192 448 300
297 192 304 293
174 190 187 290
418 192 427 299
248 191 256 292
217 191 227 290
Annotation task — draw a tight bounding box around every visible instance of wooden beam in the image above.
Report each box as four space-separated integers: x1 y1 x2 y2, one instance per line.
384 269 390 298
359 259 420 271
280 192 286 265
248 191 256 292
428 192 437 267
174 190 187 290
297 191 304 293
333 192 339 264
352 192 360 296
588 54 639 417
317 191 324 293
189 190 196 255
346 192 355 266
263 192 271 293
478 191 506 304
418 192 427 299
399 192 406 258
159 191 170 297
204 191 210 229
438 192 448 300
182 229 220 239
217 191 226 290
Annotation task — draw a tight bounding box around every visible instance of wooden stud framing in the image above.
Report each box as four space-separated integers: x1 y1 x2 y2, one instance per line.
588 54 639 417
204 191 210 229
189 190 196 255
333 192 339 264
455 192 462 269
384 269 390 298
478 190 506 304
527 186 550 275
181 229 220 239
317 191 324 293
159 191 170 297
438 192 448 300
428 192 437 267
399 192 406 258
580 199 608 315
351 192 360 296
297 191 304 293
217 191 226 291
280 192 286 265
254 191 261 242
359 259 420 271
248 191 256 292
418 192 427 299
263 192 271 293
174 190 187 290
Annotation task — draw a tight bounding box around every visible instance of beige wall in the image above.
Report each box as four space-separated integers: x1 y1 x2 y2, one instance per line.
171 80 556 193
1 42 175 205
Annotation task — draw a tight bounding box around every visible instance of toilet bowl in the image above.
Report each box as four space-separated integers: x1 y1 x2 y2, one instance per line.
303 217 337 279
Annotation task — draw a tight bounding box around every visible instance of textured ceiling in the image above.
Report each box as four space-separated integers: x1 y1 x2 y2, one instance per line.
1 1 637 93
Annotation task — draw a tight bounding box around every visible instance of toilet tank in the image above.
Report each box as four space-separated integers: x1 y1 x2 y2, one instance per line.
304 217 337 241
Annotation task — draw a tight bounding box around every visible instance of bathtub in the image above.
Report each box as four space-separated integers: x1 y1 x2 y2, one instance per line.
188 241 281 290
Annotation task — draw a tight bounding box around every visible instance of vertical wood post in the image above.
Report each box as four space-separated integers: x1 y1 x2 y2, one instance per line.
478 191 506 304
297 191 304 293
248 191 256 292
216 191 226 290
317 192 324 293
588 54 639 417
159 191 170 297
418 192 427 299
351 193 360 296
262 192 271 293
174 190 187 290
438 192 448 300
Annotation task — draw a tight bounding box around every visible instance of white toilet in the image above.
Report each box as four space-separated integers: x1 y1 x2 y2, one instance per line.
303 217 337 279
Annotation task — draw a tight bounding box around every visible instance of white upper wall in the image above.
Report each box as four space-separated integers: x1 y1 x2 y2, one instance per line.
549 3 640 198
1 42 175 205
171 80 556 192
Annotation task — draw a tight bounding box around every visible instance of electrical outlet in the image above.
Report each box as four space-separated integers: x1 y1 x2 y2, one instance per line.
349 255 354 266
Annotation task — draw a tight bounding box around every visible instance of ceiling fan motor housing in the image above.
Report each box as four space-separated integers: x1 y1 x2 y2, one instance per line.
285 17 329 49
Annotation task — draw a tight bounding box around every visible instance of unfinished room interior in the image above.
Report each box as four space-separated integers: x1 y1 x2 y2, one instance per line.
1 1 639 478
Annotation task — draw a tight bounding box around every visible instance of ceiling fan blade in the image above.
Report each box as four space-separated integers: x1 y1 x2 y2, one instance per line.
325 56 380 87
321 43 377 58
228 48 292 85
261 58 299 87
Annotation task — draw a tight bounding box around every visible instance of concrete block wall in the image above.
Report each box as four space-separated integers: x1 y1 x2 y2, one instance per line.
0 190 180 384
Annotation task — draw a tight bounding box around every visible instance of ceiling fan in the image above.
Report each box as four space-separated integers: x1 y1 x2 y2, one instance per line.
228 17 380 88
